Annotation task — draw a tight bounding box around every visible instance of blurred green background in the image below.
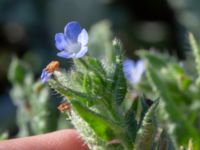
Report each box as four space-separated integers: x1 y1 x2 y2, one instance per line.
0 0 200 138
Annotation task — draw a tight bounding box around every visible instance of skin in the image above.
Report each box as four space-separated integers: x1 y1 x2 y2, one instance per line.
0 129 88 150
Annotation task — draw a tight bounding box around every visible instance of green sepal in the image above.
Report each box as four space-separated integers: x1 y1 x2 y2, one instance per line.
76 57 106 82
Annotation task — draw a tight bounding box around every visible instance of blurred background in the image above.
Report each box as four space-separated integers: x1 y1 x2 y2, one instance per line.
1 0 200 138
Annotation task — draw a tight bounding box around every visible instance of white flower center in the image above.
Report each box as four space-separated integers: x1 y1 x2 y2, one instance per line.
65 42 81 53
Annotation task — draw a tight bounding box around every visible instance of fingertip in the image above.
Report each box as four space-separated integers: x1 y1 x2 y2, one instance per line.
0 129 88 150
52 129 88 150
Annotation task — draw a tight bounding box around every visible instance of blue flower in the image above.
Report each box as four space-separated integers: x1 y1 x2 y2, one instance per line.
41 61 60 83
55 21 88 58
41 69 52 83
123 59 145 85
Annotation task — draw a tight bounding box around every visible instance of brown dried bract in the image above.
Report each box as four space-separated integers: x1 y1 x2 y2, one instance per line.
45 61 60 73
57 102 71 113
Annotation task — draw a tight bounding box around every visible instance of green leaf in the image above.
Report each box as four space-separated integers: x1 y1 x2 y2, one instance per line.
72 71 93 94
31 82 59 134
135 101 159 150
75 57 108 95
106 143 124 150
124 102 138 141
111 54 127 105
82 73 93 93
8 57 31 84
155 130 175 150
188 32 200 78
138 51 167 69
129 97 149 126
49 80 94 106
71 99 122 141
76 57 106 80
146 65 200 147
168 64 191 90
136 96 151 126
188 32 200 87
142 53 191 105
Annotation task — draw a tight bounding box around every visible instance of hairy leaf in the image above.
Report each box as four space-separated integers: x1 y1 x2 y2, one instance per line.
71 99 123 141
155 130 175 150
135 101 159 150
49 80 94 106
188 32 200 78
147 65 200 147
124 102 138 141
111 55 127 105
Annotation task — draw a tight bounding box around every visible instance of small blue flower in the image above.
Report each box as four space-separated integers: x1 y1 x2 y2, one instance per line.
123 59 145 85
55 21 88 58
41 69 52 83
40 61 60 83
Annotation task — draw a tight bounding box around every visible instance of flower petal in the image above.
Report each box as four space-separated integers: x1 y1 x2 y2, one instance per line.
41 69 46 78
123 59 145 85
123 59 135 82
75 47 88 58
67 42 81 53
41 70 52 83
57 51 75 58
64 21 82 42
78 29 88 46
136 60 145 75
123 59 135 75
55 33 67 51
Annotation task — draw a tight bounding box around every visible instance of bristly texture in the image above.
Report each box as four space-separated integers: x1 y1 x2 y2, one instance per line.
55 21 88 58
70 110 106 150
49 38 175 149
123 59 145 85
